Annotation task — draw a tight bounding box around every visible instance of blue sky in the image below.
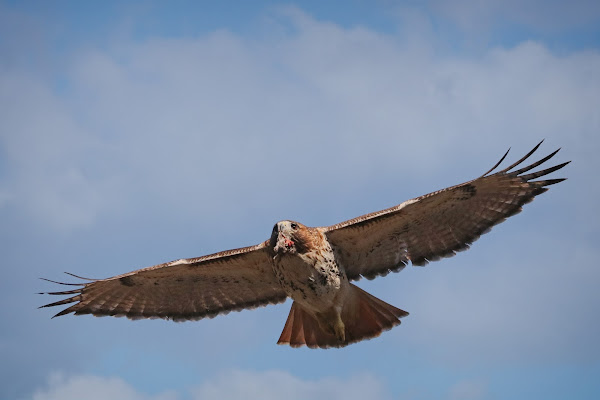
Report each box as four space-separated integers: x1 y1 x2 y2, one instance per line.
1 1 599 399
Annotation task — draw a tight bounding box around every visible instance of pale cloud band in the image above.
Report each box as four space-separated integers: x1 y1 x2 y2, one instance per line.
33 370 392 400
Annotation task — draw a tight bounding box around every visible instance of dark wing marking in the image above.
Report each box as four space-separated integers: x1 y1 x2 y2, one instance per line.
40 242 287 321
324 141 569 280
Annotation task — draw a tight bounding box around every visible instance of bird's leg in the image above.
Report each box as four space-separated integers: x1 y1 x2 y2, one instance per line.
316 309 346 343
333 315 346 342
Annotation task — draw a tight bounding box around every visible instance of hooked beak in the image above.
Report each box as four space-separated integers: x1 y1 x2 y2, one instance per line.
273 232 295 254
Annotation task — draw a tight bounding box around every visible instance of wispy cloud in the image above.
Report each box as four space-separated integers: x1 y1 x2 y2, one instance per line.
2 8 597 232
192 370 389 400
33 370 389 400
33 372 178 400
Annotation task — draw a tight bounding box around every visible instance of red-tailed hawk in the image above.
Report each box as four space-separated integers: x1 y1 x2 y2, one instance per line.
41 142 568 348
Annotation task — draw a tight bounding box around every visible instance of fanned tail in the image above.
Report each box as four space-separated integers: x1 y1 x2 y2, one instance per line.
277 302 341 348
343 284 408 344
277 284 408 349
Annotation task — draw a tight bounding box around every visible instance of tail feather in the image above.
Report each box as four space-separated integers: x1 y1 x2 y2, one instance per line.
344 284 408 344
290 306 306 344
277 284 408 349
278 302 339 348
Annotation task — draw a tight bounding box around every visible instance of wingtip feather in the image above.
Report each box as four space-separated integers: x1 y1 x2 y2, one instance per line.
519 161 570 181
64 272 98 281
480 147 510 177
536 178 567 186
499 140 544 173
39 277 85 286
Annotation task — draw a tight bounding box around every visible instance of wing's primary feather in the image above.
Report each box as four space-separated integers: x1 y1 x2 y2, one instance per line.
324 142 569 281
40 242 287 321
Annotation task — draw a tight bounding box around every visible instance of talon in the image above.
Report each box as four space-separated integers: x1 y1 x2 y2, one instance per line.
333 318 346 342
335 325 346 342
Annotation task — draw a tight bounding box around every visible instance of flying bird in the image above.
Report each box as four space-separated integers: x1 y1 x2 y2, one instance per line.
41 141 569 348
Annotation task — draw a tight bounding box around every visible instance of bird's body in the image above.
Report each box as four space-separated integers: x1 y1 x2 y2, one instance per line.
271 222 345 313
268 220 407 346
41 142 569 348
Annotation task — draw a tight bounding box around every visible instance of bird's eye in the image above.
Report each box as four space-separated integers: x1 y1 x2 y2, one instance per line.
291 223 298 230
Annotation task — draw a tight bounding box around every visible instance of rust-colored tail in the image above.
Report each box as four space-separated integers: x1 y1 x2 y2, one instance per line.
277 284 408 349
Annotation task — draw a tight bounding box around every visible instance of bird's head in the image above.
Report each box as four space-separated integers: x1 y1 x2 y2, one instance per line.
270 220 311 255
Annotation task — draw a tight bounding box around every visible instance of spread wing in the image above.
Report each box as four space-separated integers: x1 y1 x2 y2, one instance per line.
324 141 569 281
40 242 287 321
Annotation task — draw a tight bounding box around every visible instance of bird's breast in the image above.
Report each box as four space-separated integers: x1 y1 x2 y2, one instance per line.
272 241 348 312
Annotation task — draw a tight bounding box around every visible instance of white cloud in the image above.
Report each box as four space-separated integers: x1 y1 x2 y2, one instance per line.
32 371 389 400
192 370 390 400
32 372 177 400
2 9 597 232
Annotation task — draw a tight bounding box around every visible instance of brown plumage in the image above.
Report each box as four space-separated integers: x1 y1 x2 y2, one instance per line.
277 284 408 348
40 141 569 348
